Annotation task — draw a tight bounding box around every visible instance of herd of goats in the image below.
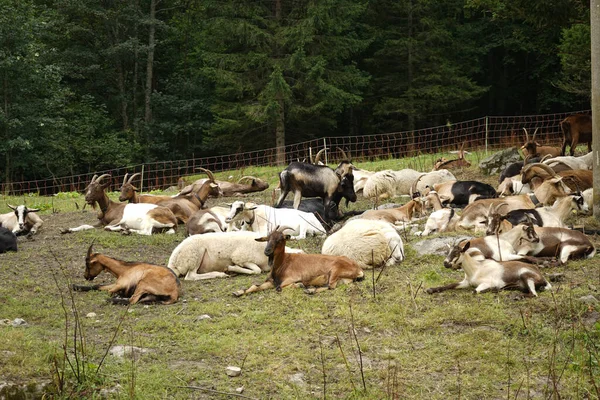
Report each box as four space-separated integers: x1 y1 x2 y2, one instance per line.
0 113 596 304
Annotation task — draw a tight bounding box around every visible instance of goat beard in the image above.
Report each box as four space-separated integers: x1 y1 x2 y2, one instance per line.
268 255 274 268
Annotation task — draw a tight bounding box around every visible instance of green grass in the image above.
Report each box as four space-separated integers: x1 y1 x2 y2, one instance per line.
1 153 599 399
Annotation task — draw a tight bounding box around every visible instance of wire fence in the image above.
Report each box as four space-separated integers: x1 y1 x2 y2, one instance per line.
1 110 590 196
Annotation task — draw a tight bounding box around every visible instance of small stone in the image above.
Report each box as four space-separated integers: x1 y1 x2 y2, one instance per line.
11 318 27 327
226 366 242 377
196 314 211 321
579 295 599 305
128 309 134 313
236 386 245 394
86 312 97 319
289 372 306 387
363 327 372 334
588 284 598 292
109 345 150 358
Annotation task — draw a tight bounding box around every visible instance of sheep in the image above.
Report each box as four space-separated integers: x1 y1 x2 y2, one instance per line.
321 219 404 269
233 226 364 296
0 227 17 253
0 205 43 237
61 174 177 235
225 201 326 239
485 194 589 235
352 167 376 193
167 231 303 280
72 242 180 304
426 241 551 296
520 128 562 158
362 169 456 200
560 113 592 156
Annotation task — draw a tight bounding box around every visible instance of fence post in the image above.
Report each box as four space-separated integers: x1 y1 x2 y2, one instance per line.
485 116 489 155
140 165 145 194
323 138 328 165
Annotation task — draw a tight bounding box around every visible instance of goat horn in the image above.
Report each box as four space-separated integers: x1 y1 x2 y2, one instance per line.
530 162 559 178
7 203 16 211
411 174 425 198
127 172 141 184
276 225 295 234
540 154 552 163
198 167 216 182
523 127 529 142
122 173 129 185
337 147 350 161
532 128 538 141
85 239 96 271
313 148 328 165
96 174 111 185
90 174 99 183
494 202 509 213
237 176 256 183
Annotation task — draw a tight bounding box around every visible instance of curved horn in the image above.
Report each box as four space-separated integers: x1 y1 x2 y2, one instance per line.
127 172 141 184
237 176 256 184
494 202 509 213
539 154 552 163
122 173 129 185
85 239 96 270
313 148 328 165
337 147 350 161
276 225 295 234
90 174 99 183
7 204 16 211
96 174 111 185
530 162 559 178
197 167 216 182
523 127 529 142
411 174 425 198
532 128 538 141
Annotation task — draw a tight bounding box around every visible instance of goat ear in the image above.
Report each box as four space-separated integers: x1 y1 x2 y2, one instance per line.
460 241 471 252
244 202 258 210
439 195 451 201
7 204 16 211
28 208 40 213
255 237 268 242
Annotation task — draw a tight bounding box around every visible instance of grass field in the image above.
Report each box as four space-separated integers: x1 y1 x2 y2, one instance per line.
0 152 599 399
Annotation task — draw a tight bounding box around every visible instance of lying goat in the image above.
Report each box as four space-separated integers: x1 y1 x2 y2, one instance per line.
62 174 177 235
520 128 562 158
427 241 551 296
186 206 235 236
0 205 43 237
522 226 596 264
233 226 364 296
415 190 460 236
182 174 269 197
360 197 423 224
73 242 180 304
457 195 535 231
0 227 17 253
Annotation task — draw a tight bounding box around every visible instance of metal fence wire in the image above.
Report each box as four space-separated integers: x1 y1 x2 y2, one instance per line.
1 110 590 196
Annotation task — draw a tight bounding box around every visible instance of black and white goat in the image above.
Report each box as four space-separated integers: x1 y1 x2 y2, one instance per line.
0 205 43 237
427 241 551 296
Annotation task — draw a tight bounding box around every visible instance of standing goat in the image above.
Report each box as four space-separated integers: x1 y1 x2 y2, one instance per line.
72 242 181 304
61 174 178 235
233 226 364 296
560 114 592 156
0 205 43 237
427 241 551 296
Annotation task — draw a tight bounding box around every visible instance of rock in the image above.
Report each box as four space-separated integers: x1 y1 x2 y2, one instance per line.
479 147 522 176
11 318 27 327
226 366 242 377
320 336 337 347
86 312 97 319
236 386 245 394
579 295 599 305
411 236 472 256
195 314 211 321
109 345 150 358
289 373 306 387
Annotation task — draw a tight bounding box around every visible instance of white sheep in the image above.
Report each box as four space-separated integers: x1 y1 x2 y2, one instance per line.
321 219 404 269
362 169 456 200
167 231 303 280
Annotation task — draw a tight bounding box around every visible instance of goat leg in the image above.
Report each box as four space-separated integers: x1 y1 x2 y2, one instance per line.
72 284 103 291
426 280 468 294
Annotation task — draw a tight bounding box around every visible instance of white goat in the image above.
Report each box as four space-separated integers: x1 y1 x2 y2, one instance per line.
543 151 593 171
414 189 460 236
167 231 303 280
225 201 326 239
322 219 404 269
186 206 242 235
0 205 43 236
427 241 552 296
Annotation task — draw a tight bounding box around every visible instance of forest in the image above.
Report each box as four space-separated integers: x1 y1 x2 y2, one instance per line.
0 0 592 184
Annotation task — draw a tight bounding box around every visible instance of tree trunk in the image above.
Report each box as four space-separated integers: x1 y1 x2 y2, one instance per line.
117 61 129 131
274 0 285 165
144 0 156 124
591 0 600 220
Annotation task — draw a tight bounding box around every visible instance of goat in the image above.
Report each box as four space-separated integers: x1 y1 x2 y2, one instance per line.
560 113 592 156
275 148 357 215
233 226 364 296
0 227 17 253
521 163 592 199
498 154 541 184
456 195 535 231
0 205 43 237
61 174 178 235
486 194 588 235
279 197 342 228
415 190 461 235
426 180 497 207
520 226 596 264
322 219 404 269
427 241 551 296
119 168 222 222
543 151 593 171
225 201 326 239
361 198 423 224
497 175 532 197
352 167 375 193
520 128 562 158
185 206 237 236
72 242 180 304
433 143 471 170
168 231 304 280
182 175 269 197
363 169 456 200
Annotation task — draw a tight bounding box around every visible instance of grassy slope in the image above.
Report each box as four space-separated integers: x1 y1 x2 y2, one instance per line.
0 151 599 399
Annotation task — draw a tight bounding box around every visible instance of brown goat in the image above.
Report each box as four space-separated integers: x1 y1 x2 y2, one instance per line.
433 143 471 170
73 242 181 304
183 175 269 197
361 198 423 223
520 128 562 159
233 226 364 296
560 114 592 156
521 163 592 193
